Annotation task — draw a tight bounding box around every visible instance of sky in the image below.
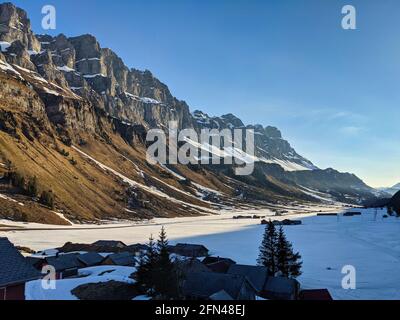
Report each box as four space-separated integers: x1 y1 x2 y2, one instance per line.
10 0 400 187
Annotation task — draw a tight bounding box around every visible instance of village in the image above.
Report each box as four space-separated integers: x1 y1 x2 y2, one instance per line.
0 222 333 301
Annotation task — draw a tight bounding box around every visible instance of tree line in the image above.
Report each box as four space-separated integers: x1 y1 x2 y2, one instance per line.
2 160 55 209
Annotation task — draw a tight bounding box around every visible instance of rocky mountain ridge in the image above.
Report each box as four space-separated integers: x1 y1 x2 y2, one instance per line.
0 2 385 224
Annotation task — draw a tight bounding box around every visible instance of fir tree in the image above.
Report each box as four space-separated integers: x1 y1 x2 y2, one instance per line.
26 176 38 197
135 235 157 296
39 190 55 209
276 226 291 277
277 226 303 278
257 221 278 276
154 227 180 299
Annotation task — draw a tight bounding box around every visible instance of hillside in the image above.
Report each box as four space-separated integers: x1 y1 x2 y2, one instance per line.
0 2 384 224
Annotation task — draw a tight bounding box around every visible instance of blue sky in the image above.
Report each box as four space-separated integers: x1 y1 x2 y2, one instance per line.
11 0 400 187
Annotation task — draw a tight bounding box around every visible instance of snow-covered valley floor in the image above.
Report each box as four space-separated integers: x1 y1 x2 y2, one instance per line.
1 206 399 300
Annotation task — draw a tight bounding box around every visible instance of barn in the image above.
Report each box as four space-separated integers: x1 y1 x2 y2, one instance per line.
0 238 41 300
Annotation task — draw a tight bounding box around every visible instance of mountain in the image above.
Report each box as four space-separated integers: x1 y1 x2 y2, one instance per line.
378 183 400 196
0 2 383 224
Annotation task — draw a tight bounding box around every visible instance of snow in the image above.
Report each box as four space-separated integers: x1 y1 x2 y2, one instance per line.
0 41 11 52
42 87 60 96
160 164 186 181
0 59 22 77
25 266 136 300
57 65 75 72
0 193 24 206
76 57 101 63
78 266 136 278
132 295 151 300
5 204 399 300
124 92 162 105
71 146 213 212
83 73 106 79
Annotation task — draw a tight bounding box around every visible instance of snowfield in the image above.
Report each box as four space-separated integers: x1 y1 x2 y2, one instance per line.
25 266 136 300
2 206 399 300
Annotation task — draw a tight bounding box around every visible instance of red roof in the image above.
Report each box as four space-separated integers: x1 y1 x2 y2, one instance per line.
300 289 333 301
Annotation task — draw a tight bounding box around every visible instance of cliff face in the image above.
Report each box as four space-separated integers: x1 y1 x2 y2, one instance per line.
0 3 382 224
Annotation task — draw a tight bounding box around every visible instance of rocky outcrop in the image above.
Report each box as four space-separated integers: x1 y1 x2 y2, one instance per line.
0 2 40 51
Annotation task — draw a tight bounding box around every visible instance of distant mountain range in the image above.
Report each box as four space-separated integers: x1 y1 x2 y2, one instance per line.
0 2 387 224
378 183 400 196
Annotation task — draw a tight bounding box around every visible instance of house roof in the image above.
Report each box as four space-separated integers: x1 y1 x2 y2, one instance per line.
183 272 252 300
45 253 81 272
126 243 149 252
175 243 208 251
106 252 136 266
0 238 41 287
176 259 211 275
92 240 126 247
263 276 299 295
168 243 209 257
206 260 233 273
300 289 333 301
77 252 104 267
202 257 236 265
227 264 268 292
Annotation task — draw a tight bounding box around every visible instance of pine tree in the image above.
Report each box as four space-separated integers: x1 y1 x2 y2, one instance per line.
257 221 278 276
135 235 157 296
276 226 290 277
39 190 55 209
26 176 38 197
277 226 303 278
154 227 181 299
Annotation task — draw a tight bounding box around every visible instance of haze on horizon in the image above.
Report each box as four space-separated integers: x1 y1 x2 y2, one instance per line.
11 0 400 188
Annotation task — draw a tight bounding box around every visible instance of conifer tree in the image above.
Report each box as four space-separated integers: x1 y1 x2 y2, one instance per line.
276 226 290 277
154 226 180 299
26 176 38 197
135 235 157 296
257 221 278 276
277 226 303 278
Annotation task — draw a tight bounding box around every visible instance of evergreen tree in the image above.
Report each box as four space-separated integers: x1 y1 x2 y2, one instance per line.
276 226 290 277
26 176 38 197
135 235 157 296
39 190 55 209
154 227 180 299
257 221 278 276
287 250 303 278
276 226 303 278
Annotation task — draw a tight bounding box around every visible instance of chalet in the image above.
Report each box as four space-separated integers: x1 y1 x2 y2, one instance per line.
125 243 149 254
176 259 211 275
263 276 300 300
102 252 136 266
227 265 268 292
92 240 127 249
45 253 81 279
300 289 333 301
77 252 105 267
0 238 41 300
203 257 237 273
168 243 209 258
227 264 299 300
183 272 256 300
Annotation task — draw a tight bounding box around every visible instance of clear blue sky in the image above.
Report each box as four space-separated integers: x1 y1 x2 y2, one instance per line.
10 0 400 187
